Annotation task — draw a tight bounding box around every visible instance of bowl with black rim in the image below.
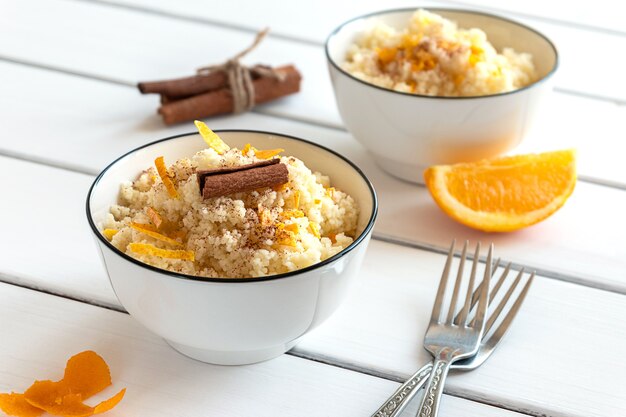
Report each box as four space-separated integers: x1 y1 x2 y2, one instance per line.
326 8 558 184
86 130 377 365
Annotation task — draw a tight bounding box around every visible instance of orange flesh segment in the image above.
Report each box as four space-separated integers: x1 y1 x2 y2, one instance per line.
154 156 178 199
0 393 44 417
146 207 163 229
424 149 577 232
194 120 230 154
131 223 182 246
129 242 195 261
254 148 284 159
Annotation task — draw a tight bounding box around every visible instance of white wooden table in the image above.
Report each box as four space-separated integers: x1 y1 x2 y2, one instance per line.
1 1 625 416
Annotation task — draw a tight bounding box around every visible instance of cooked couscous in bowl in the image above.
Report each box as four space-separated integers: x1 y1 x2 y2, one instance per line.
90 124 375 280
343 9 537 97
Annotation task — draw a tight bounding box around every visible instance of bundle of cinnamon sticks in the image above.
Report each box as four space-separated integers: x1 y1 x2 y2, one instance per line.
138 64 302 125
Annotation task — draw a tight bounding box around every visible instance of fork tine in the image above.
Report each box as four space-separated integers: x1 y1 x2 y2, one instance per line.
456 242 480 325
446 241 468 323
485 269 528 333
469 258 505 310
431 240 455 324
484 272 534 341
471 243 493 329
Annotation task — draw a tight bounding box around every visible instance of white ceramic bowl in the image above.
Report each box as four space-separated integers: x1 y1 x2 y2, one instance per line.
326 8 558 184
86 131 377 365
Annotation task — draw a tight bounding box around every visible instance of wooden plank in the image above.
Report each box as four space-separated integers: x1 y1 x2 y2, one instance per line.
0 62 624 290
74 0 626 101
0 283 526 417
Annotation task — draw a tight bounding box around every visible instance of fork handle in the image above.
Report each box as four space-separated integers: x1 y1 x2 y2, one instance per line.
415 357 453 417
371 363 433 417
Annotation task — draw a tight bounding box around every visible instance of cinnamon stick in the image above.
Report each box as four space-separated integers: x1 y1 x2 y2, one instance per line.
200 161 288 199
138 72 228 98
138 65 293 99
196 159 279 193
158 65 301 125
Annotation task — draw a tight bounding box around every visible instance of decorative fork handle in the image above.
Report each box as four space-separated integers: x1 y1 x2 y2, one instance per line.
416 357 453 417
371 363 434 417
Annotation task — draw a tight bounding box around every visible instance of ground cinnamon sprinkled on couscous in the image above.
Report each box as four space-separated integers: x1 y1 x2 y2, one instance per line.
343 9 537 96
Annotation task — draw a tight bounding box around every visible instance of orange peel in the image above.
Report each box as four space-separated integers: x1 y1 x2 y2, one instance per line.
307 222 321 239
146 207 163 229
254 148 284 159
154 156 178 199
279 209 304 220
1 351 125 417
0 393 43 417
102 229 118 241
129 242 195 261
130 223 182 246
194 120 229 154
24 381 125 417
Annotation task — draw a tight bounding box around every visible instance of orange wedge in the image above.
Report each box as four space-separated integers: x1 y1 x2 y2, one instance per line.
424 150 576 232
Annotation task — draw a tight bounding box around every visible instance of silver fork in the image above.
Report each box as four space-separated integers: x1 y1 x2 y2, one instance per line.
371 244 534 417
372 242 535 417
414 241 492 417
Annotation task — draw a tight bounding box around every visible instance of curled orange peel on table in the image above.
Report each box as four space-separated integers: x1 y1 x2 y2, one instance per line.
0 351 126 417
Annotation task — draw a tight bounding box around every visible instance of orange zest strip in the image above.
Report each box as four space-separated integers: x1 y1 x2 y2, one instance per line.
327 233 337 244
129 242 195 261
292 190 300 209
0 393 44 417
154 156 178 199
130 223 182 246
102 229 118 241
146 207 163 229
283 223 299 234
279 209 304 220
307 222 321 239
241 143 254 156
254 148 284 159
194 120 230 154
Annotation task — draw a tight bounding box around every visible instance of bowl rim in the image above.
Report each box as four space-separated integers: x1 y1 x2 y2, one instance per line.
86 130 378 284
325 7 559 100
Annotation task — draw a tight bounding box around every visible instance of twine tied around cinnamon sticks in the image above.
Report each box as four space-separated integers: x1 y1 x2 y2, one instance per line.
138 28 301 125
197 28 285 114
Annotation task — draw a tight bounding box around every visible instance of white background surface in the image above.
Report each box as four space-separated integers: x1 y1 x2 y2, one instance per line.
0 1 625 416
